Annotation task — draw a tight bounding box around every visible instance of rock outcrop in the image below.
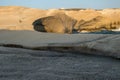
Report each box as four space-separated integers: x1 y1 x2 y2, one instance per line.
33 12 77 33
75 16 120 32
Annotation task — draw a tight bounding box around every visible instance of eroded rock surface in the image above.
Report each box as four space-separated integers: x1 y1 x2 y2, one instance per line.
33 12 77 33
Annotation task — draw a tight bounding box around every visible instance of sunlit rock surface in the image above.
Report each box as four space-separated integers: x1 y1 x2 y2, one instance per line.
33 12 77 33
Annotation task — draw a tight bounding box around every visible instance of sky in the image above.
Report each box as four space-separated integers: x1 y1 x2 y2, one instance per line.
0 0 120 9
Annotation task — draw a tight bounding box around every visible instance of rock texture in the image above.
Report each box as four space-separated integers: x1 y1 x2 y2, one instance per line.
0 46 120 80
33 12 77 33
0 30 120 58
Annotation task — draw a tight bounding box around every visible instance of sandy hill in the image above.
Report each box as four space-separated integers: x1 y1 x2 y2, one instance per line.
0 6 120 32
0 6 47 30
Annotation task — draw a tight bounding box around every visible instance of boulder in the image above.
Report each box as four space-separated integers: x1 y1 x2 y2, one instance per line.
32 13 77 33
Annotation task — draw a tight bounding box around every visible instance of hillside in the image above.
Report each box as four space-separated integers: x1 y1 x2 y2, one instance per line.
0 6 120 32
0 6 47 30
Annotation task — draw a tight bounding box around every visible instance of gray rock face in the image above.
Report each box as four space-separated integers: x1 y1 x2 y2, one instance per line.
32 13 77 33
